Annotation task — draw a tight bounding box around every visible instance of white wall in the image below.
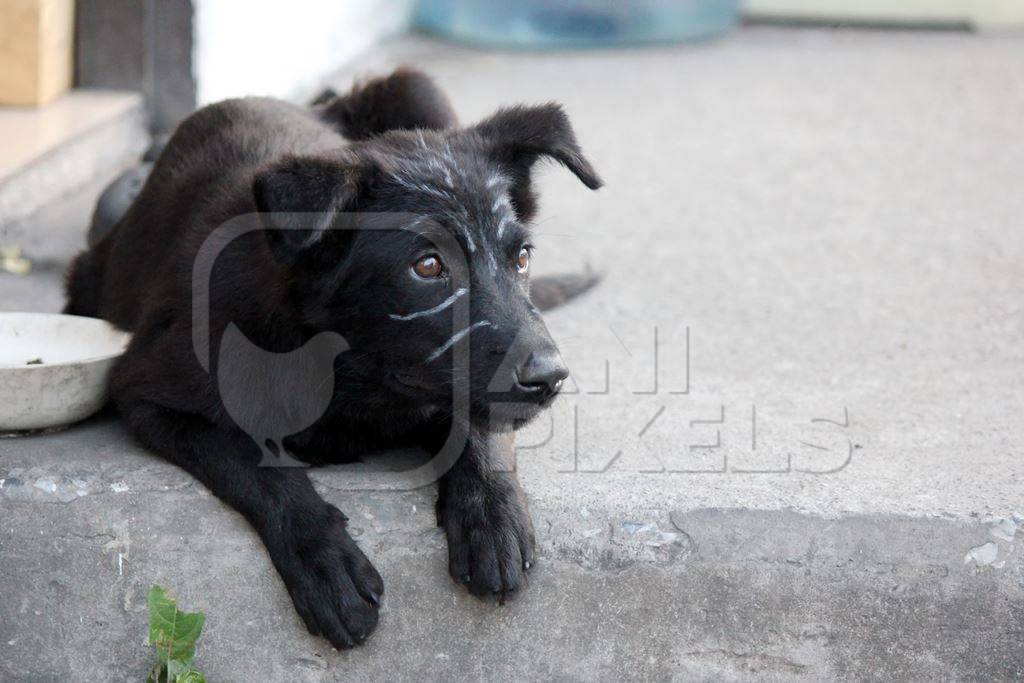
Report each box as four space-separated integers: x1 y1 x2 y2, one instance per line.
192 0 413 105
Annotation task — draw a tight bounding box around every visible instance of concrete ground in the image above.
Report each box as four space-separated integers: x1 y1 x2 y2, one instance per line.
2 27 1022 681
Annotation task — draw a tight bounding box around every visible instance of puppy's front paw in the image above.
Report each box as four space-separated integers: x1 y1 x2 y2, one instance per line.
439 481 536 600
272 505 383 649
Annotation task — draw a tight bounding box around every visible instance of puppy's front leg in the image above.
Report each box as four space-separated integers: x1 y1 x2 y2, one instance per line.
435 428 537 599
119 401 383 648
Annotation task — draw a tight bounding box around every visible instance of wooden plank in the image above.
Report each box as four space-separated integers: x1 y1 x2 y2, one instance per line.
0 0 74 106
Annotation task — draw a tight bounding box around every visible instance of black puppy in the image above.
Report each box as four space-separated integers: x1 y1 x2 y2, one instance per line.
65 68 601 649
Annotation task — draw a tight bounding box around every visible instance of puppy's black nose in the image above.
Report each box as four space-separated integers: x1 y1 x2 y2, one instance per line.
515 350 569 399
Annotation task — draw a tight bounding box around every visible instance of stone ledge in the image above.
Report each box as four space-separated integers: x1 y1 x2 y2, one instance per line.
0 90 147 248
1 419 1021 680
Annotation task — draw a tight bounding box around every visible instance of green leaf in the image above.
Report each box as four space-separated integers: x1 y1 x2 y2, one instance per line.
176 670 205 683
146 661 206 683
147 586 205 674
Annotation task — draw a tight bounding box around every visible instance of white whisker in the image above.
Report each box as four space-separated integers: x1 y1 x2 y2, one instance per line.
390 287 468 321
425 320 492 362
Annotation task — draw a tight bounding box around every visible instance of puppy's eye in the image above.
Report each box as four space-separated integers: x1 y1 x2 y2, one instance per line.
516 246 530 274
413 254 445 279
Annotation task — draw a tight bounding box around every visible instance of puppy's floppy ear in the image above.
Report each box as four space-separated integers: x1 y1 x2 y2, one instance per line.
318 67 458 139
472 103 602 222
253 156 367 263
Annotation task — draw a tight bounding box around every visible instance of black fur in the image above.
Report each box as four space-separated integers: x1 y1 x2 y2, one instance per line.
65 68 601 649
316 67 458 140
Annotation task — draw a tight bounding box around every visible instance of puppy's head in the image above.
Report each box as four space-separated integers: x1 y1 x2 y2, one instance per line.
254 104 601 427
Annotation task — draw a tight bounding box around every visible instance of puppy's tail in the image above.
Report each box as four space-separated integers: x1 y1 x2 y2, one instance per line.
63 239 110 318
530 265 601 312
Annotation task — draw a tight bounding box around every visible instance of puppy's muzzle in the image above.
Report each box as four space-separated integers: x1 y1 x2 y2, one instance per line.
513 350 568 404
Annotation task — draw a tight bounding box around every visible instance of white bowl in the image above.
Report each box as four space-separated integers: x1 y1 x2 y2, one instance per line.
0 313 131 431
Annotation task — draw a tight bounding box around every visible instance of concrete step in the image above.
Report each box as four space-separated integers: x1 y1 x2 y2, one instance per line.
0 175 122 313
0 419 1021 680
0 90 148 258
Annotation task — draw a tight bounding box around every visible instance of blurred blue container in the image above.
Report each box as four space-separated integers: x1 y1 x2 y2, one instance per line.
414 0 742 48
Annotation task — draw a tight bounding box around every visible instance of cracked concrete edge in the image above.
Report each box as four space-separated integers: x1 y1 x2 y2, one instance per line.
0 421 1020 680
3 460 1021 577
1 480 1021 681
